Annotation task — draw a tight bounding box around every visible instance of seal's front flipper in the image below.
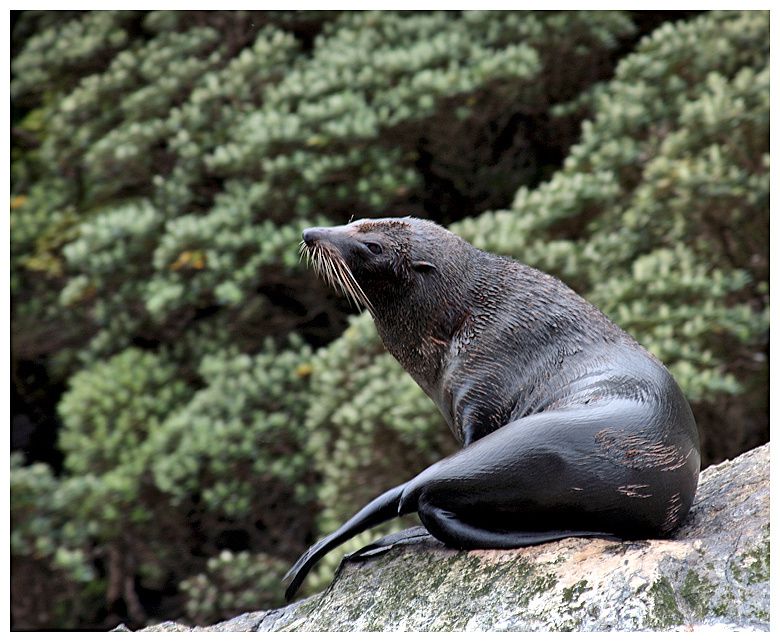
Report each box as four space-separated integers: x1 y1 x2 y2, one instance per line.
418 501 618 550
345 526 433 561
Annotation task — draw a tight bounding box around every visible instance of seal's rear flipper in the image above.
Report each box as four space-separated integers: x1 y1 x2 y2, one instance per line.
283 483 407 602
345 526 433 560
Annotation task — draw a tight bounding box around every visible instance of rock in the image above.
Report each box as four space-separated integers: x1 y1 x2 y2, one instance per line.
128 443 769 632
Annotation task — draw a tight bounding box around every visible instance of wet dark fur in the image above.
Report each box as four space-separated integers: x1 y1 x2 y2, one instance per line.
286 217 701 601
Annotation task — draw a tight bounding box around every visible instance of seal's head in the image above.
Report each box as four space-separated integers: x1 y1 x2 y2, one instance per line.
300 217 468 317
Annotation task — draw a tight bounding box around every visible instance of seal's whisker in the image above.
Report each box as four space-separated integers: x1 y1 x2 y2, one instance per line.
324 252 341 295
331 261 350 299
322 249 338 292
305 241 375 316
330 253 359 303
339 269 362 312
335 261 362 311
341 263 375 316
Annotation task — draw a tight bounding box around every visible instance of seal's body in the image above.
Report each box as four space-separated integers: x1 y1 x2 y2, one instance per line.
285 217 700 600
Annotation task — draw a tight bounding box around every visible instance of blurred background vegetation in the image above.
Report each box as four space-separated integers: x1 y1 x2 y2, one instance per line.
10 10 768 631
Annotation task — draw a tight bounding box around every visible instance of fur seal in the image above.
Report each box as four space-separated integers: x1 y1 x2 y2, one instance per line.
285 217 700 600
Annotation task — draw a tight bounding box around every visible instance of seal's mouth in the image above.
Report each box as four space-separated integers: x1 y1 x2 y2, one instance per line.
299 236 375 316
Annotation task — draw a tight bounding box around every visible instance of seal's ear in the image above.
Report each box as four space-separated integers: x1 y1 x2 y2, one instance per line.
412 260 437 273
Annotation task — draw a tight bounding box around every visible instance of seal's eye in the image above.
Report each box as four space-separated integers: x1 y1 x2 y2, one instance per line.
365 242 382 255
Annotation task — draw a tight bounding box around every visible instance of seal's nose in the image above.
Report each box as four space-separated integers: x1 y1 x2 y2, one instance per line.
302 227 323 245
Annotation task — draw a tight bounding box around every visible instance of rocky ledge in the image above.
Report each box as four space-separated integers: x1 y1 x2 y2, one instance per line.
125 443 769 632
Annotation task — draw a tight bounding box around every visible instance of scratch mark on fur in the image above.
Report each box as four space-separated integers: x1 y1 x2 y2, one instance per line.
595 429 693 471
661 492 682 533
617 484 652 498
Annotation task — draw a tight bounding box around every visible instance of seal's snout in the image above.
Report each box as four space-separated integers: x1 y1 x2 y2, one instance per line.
302 227 323 245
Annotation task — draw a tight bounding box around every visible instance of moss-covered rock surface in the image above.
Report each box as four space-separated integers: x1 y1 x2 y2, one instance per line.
126 443 768 632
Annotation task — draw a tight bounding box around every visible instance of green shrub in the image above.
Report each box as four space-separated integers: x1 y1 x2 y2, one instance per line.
11 454 100 630
151 338 315 521
180 550 289 625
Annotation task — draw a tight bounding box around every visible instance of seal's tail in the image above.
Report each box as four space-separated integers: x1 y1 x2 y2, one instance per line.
283 483 406 602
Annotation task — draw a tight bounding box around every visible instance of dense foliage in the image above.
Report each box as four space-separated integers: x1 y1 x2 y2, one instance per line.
10 10 767 631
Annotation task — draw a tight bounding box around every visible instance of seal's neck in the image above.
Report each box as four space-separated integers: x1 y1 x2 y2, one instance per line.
370 245 482 393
